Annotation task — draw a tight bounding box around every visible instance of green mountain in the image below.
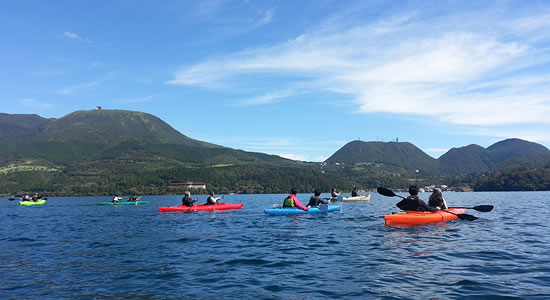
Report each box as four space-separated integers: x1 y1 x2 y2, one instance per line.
1 109 319 195
438 144 493 175
439 138 550 175
0 109 291 166
2 109 550 194
0 113 49 144
324 138 550 177
324 140 440 174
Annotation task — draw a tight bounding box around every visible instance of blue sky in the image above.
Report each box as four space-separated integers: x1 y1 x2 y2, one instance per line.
2 0 550 161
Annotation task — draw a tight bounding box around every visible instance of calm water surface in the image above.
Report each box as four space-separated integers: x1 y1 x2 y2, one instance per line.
1 192 549 299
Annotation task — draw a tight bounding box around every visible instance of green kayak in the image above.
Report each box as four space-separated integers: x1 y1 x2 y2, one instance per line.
97 201 150 206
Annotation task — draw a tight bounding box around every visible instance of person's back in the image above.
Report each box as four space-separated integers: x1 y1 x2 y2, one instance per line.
307 189 327 207
181 191 196 207
396 186 436 212
283 188 309 211
351 188 358 197
428 189 448 209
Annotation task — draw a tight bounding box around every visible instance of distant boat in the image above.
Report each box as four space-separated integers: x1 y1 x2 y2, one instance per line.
343 194 371 202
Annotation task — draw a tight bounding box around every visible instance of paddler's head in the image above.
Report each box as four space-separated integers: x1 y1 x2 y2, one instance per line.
408 185 419 196
291 188 298 195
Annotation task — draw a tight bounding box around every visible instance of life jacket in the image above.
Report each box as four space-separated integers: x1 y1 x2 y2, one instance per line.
283 194 297 207
397 195 420 211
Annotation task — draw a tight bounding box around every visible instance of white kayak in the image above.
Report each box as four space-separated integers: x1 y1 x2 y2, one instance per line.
342 194 371 202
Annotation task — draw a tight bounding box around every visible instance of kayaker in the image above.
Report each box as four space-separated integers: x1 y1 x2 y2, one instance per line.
396 185 437 212
112 195 123 203
329 188 340 202
351 187 359 197
181 191 197 207
428 188 448 209
205 191 223 205
307 189 328 207
128 193 139 202
31 193 42 202
22 193 31 202
282 188 309 211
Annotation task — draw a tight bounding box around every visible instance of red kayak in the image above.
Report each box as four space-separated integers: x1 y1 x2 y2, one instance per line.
384 208 467 226
158 202 244 213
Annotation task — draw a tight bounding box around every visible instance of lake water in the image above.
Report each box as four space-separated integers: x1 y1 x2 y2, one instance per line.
1 192 549 299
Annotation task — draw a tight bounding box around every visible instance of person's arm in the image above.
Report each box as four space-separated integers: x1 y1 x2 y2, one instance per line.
293 198 309 211
396 199 406 210
420 200 438 212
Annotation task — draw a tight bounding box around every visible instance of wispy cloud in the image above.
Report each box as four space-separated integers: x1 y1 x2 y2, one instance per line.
59 31 92 43
168 3 550 132
21 98 51 110
237 89 297 106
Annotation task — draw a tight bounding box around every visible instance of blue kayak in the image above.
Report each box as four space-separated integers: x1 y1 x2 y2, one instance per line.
264 205 341 216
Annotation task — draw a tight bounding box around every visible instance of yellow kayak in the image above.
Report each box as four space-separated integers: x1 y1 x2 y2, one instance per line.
19 200 46 206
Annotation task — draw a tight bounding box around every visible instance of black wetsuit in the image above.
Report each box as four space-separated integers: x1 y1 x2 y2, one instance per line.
307 196 327 207
182 196 195 207
428 194 446 209
396 195 437 212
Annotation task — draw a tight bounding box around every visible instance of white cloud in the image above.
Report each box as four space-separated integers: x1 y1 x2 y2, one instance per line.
168 3 550 129
237 89 298 106
60 31 92 43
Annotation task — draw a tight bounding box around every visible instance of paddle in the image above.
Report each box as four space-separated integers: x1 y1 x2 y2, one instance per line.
453 205 493 212
376 187 478 221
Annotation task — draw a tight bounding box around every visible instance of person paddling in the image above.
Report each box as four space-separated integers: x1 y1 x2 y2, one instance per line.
181 191 197 207
428 188 448 209
307 189 328 207
22 193 31 202
205 191 223 205
329 188 340 202
128 193 139 202
31 193 42 202
282 188 309 211
112 195 123 203
351 187 360 197
396 185 437 212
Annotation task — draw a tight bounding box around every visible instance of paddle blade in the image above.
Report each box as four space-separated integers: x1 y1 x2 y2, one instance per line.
472 205 493 212
377 187 397 197
457 213 477 221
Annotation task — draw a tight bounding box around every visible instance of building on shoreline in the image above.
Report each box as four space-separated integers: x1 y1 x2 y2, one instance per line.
168 180 206 189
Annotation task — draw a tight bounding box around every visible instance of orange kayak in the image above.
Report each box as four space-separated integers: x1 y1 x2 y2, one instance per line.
384 208 467 226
